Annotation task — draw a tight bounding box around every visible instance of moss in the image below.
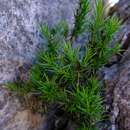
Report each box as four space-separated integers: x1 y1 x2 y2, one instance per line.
7 0 121 129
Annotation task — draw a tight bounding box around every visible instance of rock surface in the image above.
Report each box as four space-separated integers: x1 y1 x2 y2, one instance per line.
0 87 43 130
0 0 77 129
0 0 77 84
103 1 130 130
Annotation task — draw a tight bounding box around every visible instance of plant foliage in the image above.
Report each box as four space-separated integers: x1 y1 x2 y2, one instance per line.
7 0 121 129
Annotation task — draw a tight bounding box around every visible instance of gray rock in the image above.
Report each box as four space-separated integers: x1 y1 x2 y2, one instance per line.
0 0 78 84
0 86 44 130
103 1 130 129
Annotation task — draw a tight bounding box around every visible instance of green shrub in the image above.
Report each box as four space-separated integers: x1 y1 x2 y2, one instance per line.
7 0 121 129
